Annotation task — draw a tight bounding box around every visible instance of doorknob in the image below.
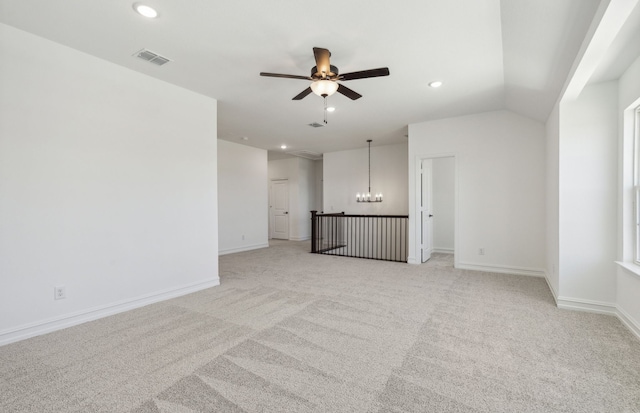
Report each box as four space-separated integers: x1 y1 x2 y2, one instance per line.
429 214 433 217
284 211 288 214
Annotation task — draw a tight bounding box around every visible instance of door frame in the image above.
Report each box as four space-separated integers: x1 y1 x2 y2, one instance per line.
410 153 458 266
420 158 434 262
269 179 289 240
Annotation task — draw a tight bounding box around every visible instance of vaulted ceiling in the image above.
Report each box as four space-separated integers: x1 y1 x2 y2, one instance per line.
0 0 603 154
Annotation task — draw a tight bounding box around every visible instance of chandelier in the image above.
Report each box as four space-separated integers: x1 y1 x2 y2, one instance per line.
356 139 383 203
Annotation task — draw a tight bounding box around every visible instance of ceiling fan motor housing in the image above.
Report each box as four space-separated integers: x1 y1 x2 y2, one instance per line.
311 65 339 79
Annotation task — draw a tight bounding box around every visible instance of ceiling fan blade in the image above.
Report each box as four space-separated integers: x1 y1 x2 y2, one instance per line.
313 47 331 77
260 72 312 80
292 87 313 100
340 67 390 81
337 84 362 100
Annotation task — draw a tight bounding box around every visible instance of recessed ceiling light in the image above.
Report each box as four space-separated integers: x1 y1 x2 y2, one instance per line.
326 107 336 112
280 145 287 149
241 137 249 141
133 3 158 18
429 81 443 88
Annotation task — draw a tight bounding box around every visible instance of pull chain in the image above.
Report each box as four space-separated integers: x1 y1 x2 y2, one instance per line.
323 97 328 124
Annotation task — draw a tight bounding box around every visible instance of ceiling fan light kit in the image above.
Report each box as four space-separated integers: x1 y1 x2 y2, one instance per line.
310 80 339 97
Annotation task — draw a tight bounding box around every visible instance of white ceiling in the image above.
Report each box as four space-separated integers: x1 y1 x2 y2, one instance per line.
0 0 602 154
589 1 640 83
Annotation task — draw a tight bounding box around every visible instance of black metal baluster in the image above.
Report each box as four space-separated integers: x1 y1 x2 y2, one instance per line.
333 215 337 254
367 216 370 259
359 216 362 258
309 212 408 262
386 218 389 261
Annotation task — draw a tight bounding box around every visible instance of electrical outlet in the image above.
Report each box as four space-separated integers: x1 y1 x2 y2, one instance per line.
54 285 66 300
478 248 485 255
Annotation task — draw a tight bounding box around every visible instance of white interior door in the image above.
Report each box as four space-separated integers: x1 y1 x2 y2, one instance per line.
421 159 434 262
270 180 289 240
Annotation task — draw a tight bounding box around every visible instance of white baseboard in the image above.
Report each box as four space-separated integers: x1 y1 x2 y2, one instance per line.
554 296 640 341
0 278 220 347
543 273 559 305
456 262 545 277
218 243 269 256
433 248 454 254
556 296 617 315
617 306 640 340
408 250 453 263
289 236 310 241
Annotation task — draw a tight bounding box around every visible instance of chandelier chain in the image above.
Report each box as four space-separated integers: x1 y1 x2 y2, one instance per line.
368 139 371 194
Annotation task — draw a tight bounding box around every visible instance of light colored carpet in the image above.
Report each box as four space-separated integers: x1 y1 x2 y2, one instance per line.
1 240 639 412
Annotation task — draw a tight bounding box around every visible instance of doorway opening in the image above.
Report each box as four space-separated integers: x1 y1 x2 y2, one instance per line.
416 156 456 264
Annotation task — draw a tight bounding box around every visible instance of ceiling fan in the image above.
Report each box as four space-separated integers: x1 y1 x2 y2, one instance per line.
260 47 390 101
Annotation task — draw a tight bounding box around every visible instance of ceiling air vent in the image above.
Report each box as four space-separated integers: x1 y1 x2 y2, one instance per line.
134 49 171 66
286 150 323 161
308 122 324 128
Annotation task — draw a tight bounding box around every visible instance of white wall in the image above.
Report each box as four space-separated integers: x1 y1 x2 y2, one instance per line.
323 142 408 215
409 110 546 275
558 82 618 306
268 157 318 241
617 54 640 335
545 102 561 296
217 140 268 254
432 157 455 253
296 157 316 241
314 160 324 212
542 6 640 339
0 24 219 345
